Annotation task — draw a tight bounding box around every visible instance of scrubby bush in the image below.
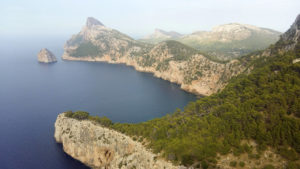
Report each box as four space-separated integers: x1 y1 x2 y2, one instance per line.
89 116 112 127
229 161 237 167
286 161 300 169
278 147 299 161
72 111 89 120
239 161 245 167
64 111 73 117
262 164 275 169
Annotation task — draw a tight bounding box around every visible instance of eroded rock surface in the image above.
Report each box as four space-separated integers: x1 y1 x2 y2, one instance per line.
54 113 180 169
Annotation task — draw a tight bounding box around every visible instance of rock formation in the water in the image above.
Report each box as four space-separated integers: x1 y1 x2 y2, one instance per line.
37 48 57 63
62 17 247 96
54 113 180 169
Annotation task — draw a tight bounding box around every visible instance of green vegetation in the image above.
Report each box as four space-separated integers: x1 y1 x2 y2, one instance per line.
64 111 112 127
71 42 101 57
66 47 300 167
65 111 89 120
111 47 300 167
180 30 280 60
164 40 198 61
229 161 237 167
262 164 275 169
239 161 245 167
89 116 113 127
65 33 300 167
68 35 83 46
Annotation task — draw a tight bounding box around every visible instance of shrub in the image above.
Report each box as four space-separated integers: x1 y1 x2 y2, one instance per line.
286 162 300 169
89 116 112 127
278 147 299 161
64 111 73 117
239 161 245 167
262 164 275 169
72 111 89 120
229 161 237 167
201 160 209 169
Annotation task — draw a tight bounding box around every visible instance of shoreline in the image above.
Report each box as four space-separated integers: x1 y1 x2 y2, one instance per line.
62 54 209 97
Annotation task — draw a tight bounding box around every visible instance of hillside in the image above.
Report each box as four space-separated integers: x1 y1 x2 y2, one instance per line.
139 29 183 44
62 18 247 96
58 14 300 169
110 14 300 168
141 23 281 60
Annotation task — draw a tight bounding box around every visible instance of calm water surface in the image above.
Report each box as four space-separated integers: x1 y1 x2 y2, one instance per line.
0 37 197 169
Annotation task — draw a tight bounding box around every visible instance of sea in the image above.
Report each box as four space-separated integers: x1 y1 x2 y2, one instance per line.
0 36 197 169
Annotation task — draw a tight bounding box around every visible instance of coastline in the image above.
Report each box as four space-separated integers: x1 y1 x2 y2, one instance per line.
54 113 182 169
62 53 216 96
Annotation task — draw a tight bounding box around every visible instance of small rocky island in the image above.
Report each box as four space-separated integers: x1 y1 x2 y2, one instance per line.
37 48 57 63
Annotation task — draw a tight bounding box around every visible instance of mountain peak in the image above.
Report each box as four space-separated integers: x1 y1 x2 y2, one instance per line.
292 14 300 29
86 17 104 28
276 14 300 51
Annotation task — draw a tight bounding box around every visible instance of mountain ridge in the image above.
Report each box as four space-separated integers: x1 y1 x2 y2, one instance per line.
62 17 248 96
141 23 281 60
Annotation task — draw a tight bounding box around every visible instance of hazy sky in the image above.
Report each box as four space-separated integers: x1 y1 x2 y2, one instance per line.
1 0 299 38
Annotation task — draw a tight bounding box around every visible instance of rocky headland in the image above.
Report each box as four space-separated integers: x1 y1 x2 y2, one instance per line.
62 17 250 96
54 113 181 169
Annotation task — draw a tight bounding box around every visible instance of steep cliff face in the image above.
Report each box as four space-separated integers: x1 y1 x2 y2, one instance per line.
37 48 57 63
54 113 180 169
261 14 300 58
62 17 247 96
275 14 300 52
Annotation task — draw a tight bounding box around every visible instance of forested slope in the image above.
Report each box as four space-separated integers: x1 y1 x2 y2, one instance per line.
64 14 300 168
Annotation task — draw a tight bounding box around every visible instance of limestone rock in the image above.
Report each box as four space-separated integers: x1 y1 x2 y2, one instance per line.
86 17 105 28
278 14 300 51
54 113 181 169
37 48 57 63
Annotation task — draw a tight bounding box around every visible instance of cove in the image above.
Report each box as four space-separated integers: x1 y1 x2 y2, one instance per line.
0 37 197 169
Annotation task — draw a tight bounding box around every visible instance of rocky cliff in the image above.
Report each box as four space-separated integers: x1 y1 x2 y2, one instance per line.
37 48 57 63
54 113 180 169
62 17 247 96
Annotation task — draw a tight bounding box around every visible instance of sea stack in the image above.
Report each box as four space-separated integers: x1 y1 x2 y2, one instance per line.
37 48 57 63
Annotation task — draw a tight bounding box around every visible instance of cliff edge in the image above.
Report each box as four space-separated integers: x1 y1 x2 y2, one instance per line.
54 113 180 169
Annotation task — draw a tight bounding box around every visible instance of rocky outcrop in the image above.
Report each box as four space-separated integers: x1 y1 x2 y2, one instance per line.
37 48 57 63
86 17 105 28
54 113 180 169
277 14 300 52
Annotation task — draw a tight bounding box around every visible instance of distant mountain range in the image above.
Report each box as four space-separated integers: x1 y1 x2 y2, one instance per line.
140 23 281 60
139 29 183 44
